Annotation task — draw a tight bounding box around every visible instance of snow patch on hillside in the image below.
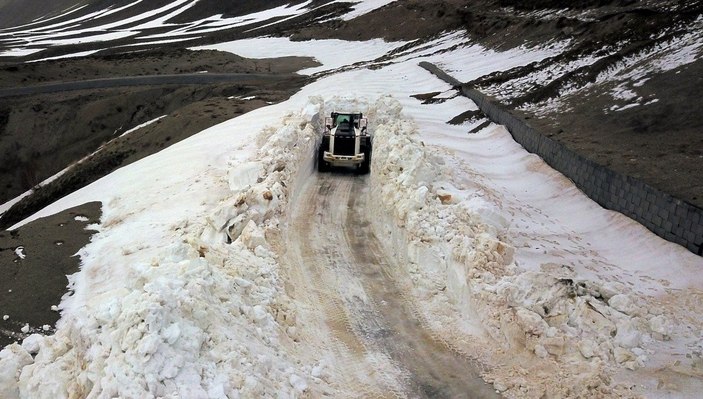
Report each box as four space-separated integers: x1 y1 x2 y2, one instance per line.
513 17 703 116
193 37 405 75
331 0 399 20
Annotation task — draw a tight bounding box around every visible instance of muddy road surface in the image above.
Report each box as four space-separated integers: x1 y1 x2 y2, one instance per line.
283 173 499 398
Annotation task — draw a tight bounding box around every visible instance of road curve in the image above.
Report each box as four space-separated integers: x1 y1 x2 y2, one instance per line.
0 72 298 97
284 173 500 398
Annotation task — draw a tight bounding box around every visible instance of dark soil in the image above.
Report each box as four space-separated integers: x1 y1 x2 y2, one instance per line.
461 0 703 208
0 201 101 347
0 0 79 29
519 59 703 207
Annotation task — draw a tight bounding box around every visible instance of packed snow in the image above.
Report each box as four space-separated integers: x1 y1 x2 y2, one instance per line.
1 13 702 399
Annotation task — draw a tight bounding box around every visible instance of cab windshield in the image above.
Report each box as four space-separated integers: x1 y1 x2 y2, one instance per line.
335 114 351 125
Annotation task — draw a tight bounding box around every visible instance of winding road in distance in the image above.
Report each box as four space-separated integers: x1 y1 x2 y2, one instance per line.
0 72 298 97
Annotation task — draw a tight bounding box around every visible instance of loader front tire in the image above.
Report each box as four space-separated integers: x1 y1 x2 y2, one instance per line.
317 145 329 172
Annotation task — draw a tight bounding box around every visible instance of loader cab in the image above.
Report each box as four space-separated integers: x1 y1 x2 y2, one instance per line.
326 112 367 133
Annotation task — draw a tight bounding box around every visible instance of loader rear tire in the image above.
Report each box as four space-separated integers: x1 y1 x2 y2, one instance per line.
357 143 372 175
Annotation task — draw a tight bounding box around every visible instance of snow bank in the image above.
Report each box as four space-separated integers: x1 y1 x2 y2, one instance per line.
365 98 695 397
0 100 328 398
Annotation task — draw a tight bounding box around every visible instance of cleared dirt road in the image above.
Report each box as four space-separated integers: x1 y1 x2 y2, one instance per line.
284 173 499 398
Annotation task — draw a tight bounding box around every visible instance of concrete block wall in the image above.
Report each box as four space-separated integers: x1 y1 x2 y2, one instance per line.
420 62 703 255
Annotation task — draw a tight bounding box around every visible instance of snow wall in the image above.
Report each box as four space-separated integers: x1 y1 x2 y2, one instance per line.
420 61 703 256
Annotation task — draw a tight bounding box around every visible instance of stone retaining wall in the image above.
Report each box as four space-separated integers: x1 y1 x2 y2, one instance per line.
420 61 703 255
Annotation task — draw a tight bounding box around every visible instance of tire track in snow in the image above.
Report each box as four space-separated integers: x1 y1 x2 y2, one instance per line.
285 173 500 398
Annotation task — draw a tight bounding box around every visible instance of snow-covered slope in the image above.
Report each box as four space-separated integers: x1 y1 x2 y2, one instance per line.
0 0 399 58
1 2 702 399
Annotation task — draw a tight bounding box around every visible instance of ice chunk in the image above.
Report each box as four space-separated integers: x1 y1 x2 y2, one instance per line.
240 220 267 250
515 307 548 336
648 315 672 339
542 336 565 356
21 334 44 353
252 305 268 323
289 374 308 393
614 347 636 364
608 294 637 315
163 323 181 345
578 339 596 359
534 344 549 358
614 318 642 348
598 281 625 301
0 344 34 399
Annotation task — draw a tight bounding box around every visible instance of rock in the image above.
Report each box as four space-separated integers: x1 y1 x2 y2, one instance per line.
436 189 453 204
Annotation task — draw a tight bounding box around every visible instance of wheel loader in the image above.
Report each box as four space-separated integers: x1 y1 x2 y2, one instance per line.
317 112 372 174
